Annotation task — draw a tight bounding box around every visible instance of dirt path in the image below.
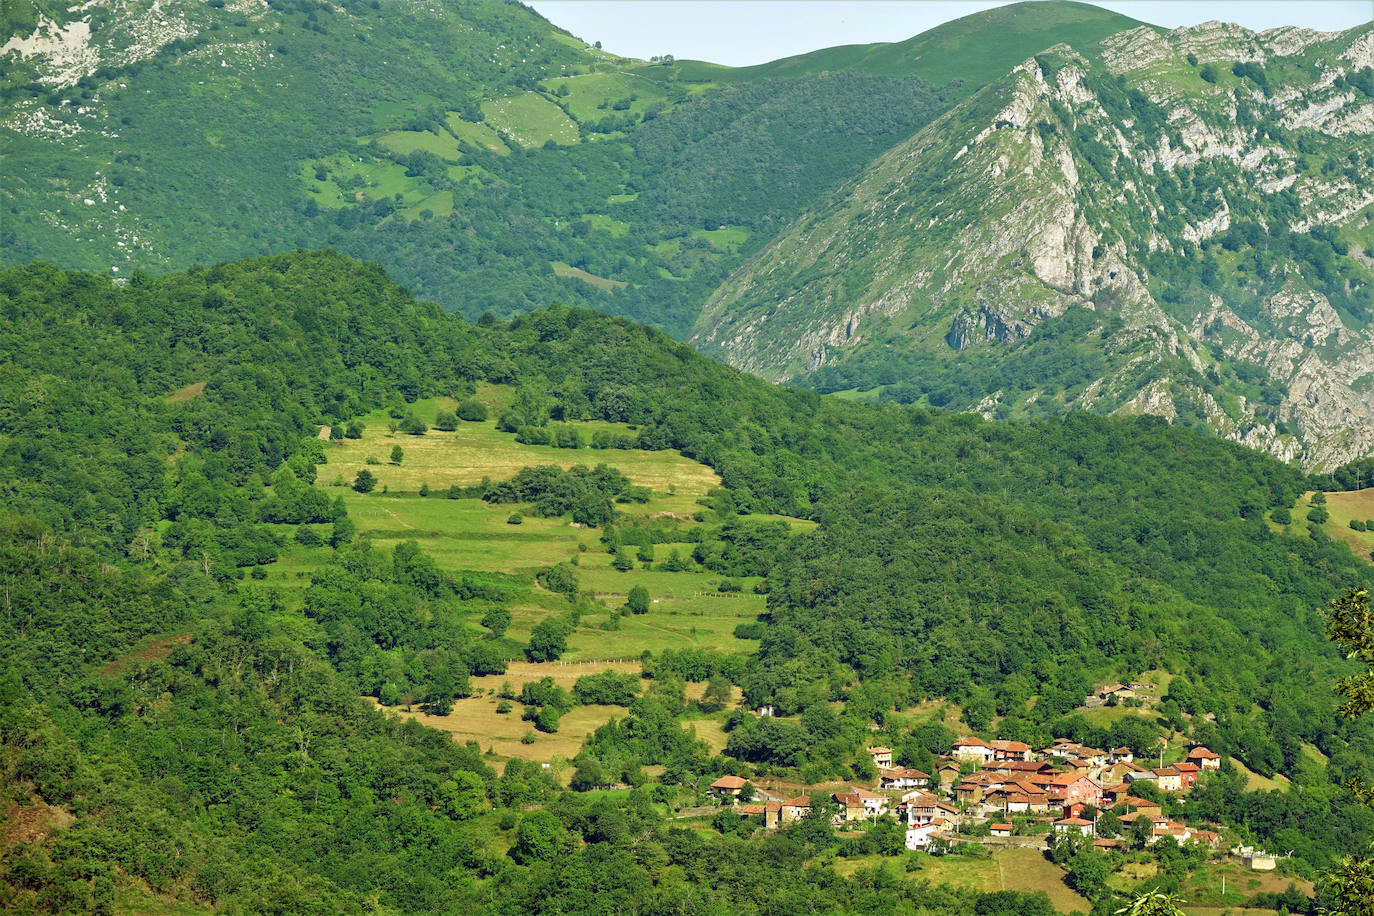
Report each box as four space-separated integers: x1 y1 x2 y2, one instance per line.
382 506 414 528
317 425 332 440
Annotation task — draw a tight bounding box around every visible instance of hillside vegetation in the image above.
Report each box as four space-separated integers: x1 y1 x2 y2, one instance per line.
2 252 1374 911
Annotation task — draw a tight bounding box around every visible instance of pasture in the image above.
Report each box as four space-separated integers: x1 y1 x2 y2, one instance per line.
482 92 580 147
1320 488 1374 561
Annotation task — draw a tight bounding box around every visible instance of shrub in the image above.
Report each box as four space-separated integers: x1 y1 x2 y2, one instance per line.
433 409 458 431
400 415 428 435
507 513 523 525
457 399 489 422
1351 519 1367 532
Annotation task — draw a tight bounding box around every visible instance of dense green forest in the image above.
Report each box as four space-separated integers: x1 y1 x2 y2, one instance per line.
2 252 1373 912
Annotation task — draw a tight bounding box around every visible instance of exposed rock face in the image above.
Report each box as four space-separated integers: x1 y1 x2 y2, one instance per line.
691 20 1374 470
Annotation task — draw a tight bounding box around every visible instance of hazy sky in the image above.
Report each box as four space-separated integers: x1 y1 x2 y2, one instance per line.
525 1 1374 67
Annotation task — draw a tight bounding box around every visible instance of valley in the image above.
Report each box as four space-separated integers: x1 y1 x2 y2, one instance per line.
3 0 1374 913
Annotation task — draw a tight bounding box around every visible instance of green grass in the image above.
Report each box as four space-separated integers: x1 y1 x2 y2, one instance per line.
551 261 628 291
398 190 455 221
1320 489 1374 561
692 226 749 252
581 213 631 238
445 113 510 154
482 92 580 147
541 71 666 123
378 129 462 161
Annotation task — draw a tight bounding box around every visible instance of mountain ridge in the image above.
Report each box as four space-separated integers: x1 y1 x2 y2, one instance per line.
690 18 1374 469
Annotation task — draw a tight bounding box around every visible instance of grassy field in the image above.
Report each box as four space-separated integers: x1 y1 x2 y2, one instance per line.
378 129 462 161
551 261 628 291
1320 488 1374 561
1175 860 1313 912
541 71 667 123
445 113 510 154
255 390 821 767
832 848 1089 914
320 395 718 516
482 92 580 147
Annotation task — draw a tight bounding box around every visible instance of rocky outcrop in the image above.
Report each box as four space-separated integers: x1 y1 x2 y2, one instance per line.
692 19 1374 470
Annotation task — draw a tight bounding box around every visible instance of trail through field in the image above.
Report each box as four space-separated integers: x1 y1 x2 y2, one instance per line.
383 507 414 528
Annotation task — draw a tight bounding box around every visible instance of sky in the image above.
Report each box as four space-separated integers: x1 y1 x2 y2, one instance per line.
524 1 1374 67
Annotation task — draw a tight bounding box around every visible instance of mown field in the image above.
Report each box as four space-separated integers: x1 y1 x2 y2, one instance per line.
832 847 1091 914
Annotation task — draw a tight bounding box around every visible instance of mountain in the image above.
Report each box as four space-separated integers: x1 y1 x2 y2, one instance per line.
2 0 1144 336
691 20 1374 470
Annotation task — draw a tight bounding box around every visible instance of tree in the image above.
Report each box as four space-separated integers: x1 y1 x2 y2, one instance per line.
457 399 488 422
626 584 650 614
1320 587 1374 915
526 619 570 662
390 445 404 465
434 409 458 431
511 812 565 864
352 469 376 493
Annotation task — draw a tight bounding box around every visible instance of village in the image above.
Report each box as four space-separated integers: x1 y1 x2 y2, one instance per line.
707 704 1237 858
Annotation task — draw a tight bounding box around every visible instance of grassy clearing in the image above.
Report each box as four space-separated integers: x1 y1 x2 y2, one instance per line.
832 848 1086 912
542 71 666 123
165 380 205 402
378 129 461 161
692 226 749 252
397 190 454 221
1176 859 1313 911
483 93 579 147
551 261 627 291
369 660 641 764
445 113 510 153
1321 488 1374 561
1232 756 1291 792
319 396 719 516
581 213 631 238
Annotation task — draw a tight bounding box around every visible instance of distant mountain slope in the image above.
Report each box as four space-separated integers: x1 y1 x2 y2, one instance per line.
0 0 1145 336
667 0 1146 85
692 20 1374 469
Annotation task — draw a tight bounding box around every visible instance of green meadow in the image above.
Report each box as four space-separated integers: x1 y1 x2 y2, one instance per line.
263 386 810 664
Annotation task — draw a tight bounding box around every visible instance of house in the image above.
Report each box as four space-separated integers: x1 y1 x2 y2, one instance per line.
833 787 889 823
987 760 1056 777
1152 767 1183 792
990 822 1013 838
1063 757 1096 775
906 820 953 851
1045 743 1106 765
1035 772 1100 807
1124 770 1158 785
1185 746 1221 771
868 746 893 769
955 782 985 806
1173 761 1201 790
740 802 783 829
1097 684 1137 701
1093 838 1123 850
780 795 811 825
1053 816 1095 837
1117 796 1162 818
878 768 930 791
990 739 1032 762
1099 783 1133 806
1109 746 1134 763
1103 760 1144 785
901 791 943 825
951 737 995 765
936 761 964 787
710 775 749 799
755 705 776 717
1151 819 1192 844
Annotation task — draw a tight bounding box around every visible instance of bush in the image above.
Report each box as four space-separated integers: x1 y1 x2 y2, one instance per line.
626 584 650 614
352 469 377 493
433 409 458 431
507 513 523 525
1351 519 1367 532
400 415 428 435
1271 507 1292 525
457 399 489 422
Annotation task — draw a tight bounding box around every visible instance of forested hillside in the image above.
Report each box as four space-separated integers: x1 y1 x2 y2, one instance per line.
2 252 1373 911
